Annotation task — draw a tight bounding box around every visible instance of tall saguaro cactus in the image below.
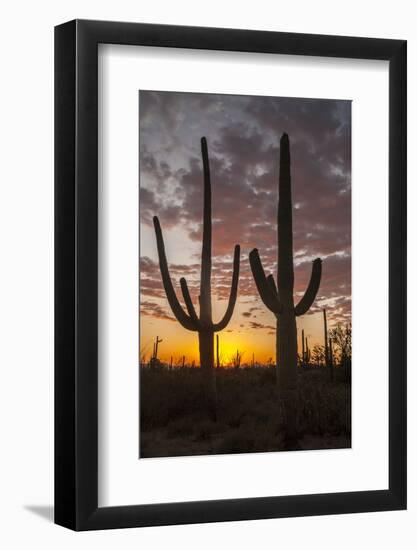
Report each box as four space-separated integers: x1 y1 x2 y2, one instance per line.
323 308 334 381
153 137 240 419
323 309 329 364
249 133 322 396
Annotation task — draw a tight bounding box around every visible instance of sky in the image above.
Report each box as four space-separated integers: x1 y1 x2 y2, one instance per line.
139 91 351 365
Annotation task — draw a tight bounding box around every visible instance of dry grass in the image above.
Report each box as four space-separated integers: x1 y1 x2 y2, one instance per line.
140 366 351 458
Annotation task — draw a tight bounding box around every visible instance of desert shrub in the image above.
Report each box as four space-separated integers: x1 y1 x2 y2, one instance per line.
140 365 351 456
195 420 218 441
166 417 196 439
218 426 258 453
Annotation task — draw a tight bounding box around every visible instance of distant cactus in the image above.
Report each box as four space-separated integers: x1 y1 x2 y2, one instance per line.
305 336 310 365
323 308 334 381
249 133 322 440
149 336 163 368
329 337 334 368
232 349 242 369
153 137 240 419
323 309 329 363
301 331 311 366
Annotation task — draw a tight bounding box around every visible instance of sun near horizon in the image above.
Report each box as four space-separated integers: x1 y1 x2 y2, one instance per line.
139 91 351 366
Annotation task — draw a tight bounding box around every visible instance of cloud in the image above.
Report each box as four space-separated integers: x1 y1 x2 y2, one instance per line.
249 321 276 331
140 300 175 322
242 306 261 318
139 91 351 327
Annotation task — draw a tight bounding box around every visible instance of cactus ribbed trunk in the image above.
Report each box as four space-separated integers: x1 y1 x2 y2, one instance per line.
198 330 213 364
277 296 298 389
199 138 216 418
277 135 297 390
249 133 322 448
277 134 297 439
199 330 216 419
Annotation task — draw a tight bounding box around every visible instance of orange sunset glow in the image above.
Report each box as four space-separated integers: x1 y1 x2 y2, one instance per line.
139 91 351 367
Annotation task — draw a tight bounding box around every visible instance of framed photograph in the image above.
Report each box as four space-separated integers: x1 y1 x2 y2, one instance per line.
55 20 406 530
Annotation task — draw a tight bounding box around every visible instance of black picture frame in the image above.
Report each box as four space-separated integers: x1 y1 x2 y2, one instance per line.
55 19 407 531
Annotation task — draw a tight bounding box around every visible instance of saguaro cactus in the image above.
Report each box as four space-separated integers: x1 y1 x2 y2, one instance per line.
150 336 163 368
329 338 334 367
323 309 329 364
153 336 162 360
323 308 334 380
249 133 322 420
232 349 242 369
153 137 240 419
301 328 305 365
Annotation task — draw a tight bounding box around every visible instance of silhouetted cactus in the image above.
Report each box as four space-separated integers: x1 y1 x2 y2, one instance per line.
323 308 334 381
232 349 242 369
329 337 334 368
301 329 311 366
149 336 163 368
323 309 329 363
153 137 240 419
249 133 322 439
301 329 305 365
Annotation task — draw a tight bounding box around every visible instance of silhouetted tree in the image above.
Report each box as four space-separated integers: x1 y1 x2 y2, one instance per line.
312 344 325 367
329 324 352 365
329 323 351 381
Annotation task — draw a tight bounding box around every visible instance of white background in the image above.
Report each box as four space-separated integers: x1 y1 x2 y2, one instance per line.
0 1 415 548
99 46 389 506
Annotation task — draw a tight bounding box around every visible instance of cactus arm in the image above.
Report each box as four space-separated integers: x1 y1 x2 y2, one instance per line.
267 274 279 298
294 258 322 316
212 245 241 332
249 248 282 315
153 216 199 331
180 277 202 328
